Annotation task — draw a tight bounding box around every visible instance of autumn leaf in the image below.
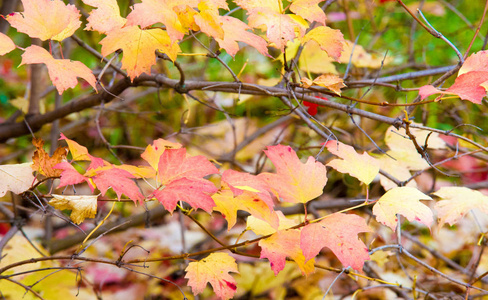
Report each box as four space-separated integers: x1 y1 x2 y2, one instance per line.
339 40 392 68
193 0 228 40
258 145 327 203
0 163 36 197
300 213 372 270
153 148 219 213
373 187 433 231
31 137 68 177
216 16 269 57
100 26 181 80
234 0 306 51
247 211 297 236
82 0 126 34
290 0 327 25
325 140 379 185
222 169 274 209
20 45 97 95
7 0 81 41
458 50 488 76
141 138 182 172
49 194 98 224
259 229 315 276
433 187 488 228
54 162 93 191
0 33 15 55
185 253 239 300
302 26 344 61
212 185 279 230
92 167 145 203
126 0 200 42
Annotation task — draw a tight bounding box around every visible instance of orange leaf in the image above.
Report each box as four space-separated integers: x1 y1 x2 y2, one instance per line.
185 253 238 300
216 16 269 57
20 45 97 95
300 213 371 270
258 145 327 203
100 26 181 81
141 138 182 171
31 137 68 177
82 0 126 34
302 26 344 61
290 0 327 25
0 33 15 55
259 229 315 275
7 0 81 41
309 74 346 95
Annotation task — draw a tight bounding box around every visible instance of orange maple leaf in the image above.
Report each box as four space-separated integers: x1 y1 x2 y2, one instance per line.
7 0 81 41
20 45 97 95
31 137 68 178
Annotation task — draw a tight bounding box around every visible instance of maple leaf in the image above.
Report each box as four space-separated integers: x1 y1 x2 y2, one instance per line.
234 0 306 51
153 148 219 213
7 0 81 41
49 194 98 224
54 162 93 191
458 50 488 76
302 26 344 61
419 71 488 104
212 185 279 230
126 0 200 42
59 133 108 171
433 187 488 228
300 74 345 95
0 163 36 197
31 137 68 177
0 33 15 55
193 0 228 40
185 253 238 300
290 0 327 25
216 16 270 57
82 0 127 34
222 169 274 209
259 229 315 276
92 167 144 203
100 26 181 80
247 211 297 235
373 187 433 231
20 45 97 95
325 140 379 185
300 213 372 270
141 138 182 171
258 145 327 203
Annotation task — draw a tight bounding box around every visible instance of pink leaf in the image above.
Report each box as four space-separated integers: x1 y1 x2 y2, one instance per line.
92 167 144 203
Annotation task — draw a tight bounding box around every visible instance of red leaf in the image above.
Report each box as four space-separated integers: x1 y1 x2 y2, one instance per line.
221 169 274 209
154 177 217 213
158 148 218 184
300 213 372 270
54 162 93 191
92 167 144 203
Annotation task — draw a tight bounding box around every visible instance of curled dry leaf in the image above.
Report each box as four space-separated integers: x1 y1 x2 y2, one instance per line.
49 194 98 224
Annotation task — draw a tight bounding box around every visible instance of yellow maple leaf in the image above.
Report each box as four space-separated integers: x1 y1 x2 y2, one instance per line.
100 26 181 81
82 0 127 34
20 45 97 95
49 194 98 224
326 140 379 185
290 0 327 25
185 253 239 300
7 0 81 41
302 26 344 61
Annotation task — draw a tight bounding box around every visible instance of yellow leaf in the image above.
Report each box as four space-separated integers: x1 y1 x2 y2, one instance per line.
312 74 345 95
290 0 326 25
326 140 379 185
82 0 127 34
7 0 81 41
434 187 488 228
247 211 297 236
302 26 344 61
339 40 392 68
0 32 15 55
185 253 238 300
50 194 98 224
20 45 97 95
377 155 417 191
100 26 181 80
373 187 433 231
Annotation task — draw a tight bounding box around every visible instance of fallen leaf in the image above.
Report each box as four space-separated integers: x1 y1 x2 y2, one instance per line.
185 253 238 300
49 194 98 224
